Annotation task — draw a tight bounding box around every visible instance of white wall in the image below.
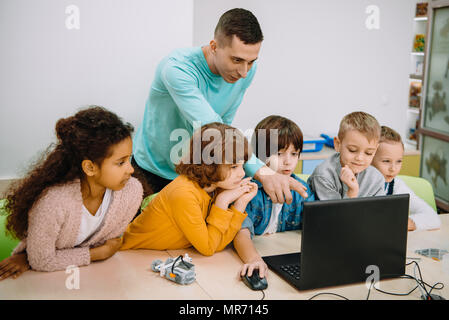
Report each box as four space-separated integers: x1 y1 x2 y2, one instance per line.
0 0 193 179
0 0 417 179
194 0 415 140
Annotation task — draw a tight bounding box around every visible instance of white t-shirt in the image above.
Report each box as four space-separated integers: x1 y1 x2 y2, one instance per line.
75 188 112 246
262 203 283 235
391 177 441 231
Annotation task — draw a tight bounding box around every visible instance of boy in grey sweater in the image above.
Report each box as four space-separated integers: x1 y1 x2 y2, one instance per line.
308 111 385 200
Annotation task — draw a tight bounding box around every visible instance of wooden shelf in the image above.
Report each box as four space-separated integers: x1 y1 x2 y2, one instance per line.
407 107 420 114
409 74 423 80
414 16 428 21
405 138 418 147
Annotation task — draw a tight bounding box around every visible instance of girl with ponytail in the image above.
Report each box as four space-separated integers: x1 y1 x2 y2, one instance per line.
0 106 143 279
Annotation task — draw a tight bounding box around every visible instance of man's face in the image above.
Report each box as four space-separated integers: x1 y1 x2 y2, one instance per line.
334 130 379 175
212 35 261 83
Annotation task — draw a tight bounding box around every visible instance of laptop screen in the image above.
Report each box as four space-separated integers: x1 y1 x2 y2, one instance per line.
298 194 410 290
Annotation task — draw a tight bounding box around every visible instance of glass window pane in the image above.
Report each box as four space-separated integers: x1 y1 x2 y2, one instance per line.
420 135 449 203
423 7 449 134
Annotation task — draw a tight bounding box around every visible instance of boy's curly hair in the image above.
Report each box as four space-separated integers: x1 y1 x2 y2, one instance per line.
175 122 251 188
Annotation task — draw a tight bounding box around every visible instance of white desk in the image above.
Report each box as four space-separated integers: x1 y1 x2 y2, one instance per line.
1 215 448 300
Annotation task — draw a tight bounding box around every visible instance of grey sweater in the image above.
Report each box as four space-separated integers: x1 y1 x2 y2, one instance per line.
307 153 385 200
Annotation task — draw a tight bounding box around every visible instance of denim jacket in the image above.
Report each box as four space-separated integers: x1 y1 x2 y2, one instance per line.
241 174 315 238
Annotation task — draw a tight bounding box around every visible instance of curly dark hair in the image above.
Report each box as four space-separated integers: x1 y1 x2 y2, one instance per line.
5 106 134 240
214 8 263 46
175 122 251 188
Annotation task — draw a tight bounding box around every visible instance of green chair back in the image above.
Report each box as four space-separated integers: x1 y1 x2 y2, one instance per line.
397 175 437 211
296 173 436 211
141 193 158 211
296 173 310 182
0 199 20 260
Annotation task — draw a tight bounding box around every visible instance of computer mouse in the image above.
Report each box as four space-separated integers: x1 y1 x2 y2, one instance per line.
241 270 268 291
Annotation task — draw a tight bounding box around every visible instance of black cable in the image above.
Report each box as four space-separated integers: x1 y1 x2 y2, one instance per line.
310 261 444 300
367 261 444 300
409 260 431 298
366 278 374 300
171 255 182 274
308 292 349 300
171 255 190 274
372 276 421 297
427 281 445 297
407 260 445 300
261 290 265 300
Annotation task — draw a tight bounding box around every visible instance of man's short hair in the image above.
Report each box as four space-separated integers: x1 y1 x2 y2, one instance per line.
338 111 381 142
214 8 263 47
380 125 404 147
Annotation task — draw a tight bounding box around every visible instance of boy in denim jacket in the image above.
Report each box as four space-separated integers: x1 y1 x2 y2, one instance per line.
233 115 315 279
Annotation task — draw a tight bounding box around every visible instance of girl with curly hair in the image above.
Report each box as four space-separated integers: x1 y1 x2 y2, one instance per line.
0 106 143 279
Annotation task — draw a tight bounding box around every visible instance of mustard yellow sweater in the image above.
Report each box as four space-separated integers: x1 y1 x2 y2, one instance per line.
120 175 247 256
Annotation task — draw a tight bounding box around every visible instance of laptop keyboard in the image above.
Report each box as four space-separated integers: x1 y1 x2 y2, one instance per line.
280 263 301 280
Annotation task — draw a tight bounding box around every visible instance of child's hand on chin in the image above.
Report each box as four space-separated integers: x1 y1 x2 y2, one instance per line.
235 182 258 205
340 165 359 198
215 183 253 210
233 183 258 212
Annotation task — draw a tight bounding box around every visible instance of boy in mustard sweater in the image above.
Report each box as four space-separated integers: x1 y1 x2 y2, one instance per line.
121 123 258 256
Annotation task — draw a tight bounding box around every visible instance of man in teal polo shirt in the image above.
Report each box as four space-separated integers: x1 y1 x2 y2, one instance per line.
133 8 307 202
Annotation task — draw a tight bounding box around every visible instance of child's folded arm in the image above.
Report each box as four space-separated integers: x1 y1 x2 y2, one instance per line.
214 205 248 252
26 195 90 272
171 195 242 256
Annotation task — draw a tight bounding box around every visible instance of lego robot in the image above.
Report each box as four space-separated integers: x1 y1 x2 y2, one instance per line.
151 253 196 285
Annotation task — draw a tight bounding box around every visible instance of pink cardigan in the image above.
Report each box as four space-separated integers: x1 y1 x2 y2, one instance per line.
13 177 143 272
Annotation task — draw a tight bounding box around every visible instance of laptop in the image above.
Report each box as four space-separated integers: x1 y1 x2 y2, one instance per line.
262 194 410 291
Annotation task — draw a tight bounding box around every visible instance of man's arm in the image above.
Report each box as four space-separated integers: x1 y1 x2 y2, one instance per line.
253 165 308 204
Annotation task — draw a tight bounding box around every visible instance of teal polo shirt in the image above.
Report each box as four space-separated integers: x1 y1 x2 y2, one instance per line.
133 47 264 180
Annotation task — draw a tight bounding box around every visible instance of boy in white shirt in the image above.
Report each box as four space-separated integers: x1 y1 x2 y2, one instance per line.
371 126 441 231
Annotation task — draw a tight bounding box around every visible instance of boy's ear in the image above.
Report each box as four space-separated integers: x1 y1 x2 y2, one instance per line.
81 159 98 177
334 137 341 152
